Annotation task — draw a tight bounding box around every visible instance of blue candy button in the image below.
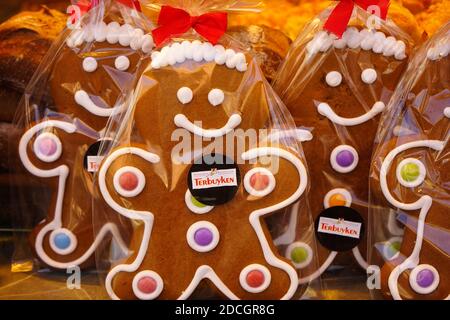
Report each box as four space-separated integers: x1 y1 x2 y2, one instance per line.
53 233 71 250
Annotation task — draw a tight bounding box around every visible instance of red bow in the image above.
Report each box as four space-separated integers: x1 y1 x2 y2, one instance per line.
152 6 228 47
323 0 390 37
73 0 141 15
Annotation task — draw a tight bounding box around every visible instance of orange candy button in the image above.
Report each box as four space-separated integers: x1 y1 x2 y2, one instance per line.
328 193 347 207
246 270 265 288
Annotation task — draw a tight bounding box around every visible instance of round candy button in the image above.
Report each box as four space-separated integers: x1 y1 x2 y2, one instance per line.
291 247 308 264
118 171 139 191
49 228 77 255
38 137 58 156
336 150 355 168
249 172 270 191
113 166 146 197
132 271 164 300
416 269 435 288
33 132 62 163
137 276 157 294
409 264 440 294
246 270 265 288
285 242 313 269
244 168 276 198
194 228 214 247
54 232 71 250
239 264 271 293
330 145 359 173
323 188 352 209
187 221 219 252
396 158 426 188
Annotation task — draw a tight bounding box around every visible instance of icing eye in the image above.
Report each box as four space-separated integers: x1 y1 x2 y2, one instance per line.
361 68 377 84
186 221 220 253
115 55 130 71
113 166 146 197
177 87 193 104
185 190 214 214
286 242 314 269
33 132 62 163
244 168 276 197
82 57 98 72
208 88 225 106
330 145 359 173
239 264 271 293
325 71 342 87
409 264 440 295
132 270 164 300
396 158 426 188
323 188 352 208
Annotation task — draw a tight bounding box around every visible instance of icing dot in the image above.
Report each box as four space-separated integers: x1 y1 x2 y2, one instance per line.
324 188 352 209
416 269 435 288
194 228 213 246
177 87 193 104
325 71 342 87
290 246 308 264
118 171 139 191
444 107 450 118
137 276 157 294
82 57 98 72
361 68 377 84
330 145 359 173
249 172 270 191
53 233 71 250
246 270 265 288
328 193 347 207
115 56 130 71
37 137 57 156
336 150 355 167
400 162 420 182
396 158 426 188
208 89 224 106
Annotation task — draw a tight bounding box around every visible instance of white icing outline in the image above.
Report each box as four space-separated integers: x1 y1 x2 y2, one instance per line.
380 140 446 300
208 89 225 106
243 167 276 198
323 188 352 208
185 190 214 214
330 145 359 173
317 101 385 126
286 242 313 269
298 251 338 285
99 146 306 300
82 57 98 72
266 128 313 143
444 107 450 118
382 236 403 261
113 166 146 198
20 120 128 269
239 264 272 293
361 68 377 84
33 132 63 163
49 228 78 255
325 71 342 87
409 264 440 294
352 247 369 270
132 270 164 300
174 113 242 139
177 87 193 105
396 158 426 188
74 90 119 117
387 209 405 236
186 221 220 253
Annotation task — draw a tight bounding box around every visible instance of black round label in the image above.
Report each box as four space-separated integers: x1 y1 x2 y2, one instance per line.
314 206 365 252
188 153 240 206
83 139 113 174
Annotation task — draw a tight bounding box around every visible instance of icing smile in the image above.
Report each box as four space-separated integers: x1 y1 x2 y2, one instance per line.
174 113 242 138
74 90 118 117
317 101 385 126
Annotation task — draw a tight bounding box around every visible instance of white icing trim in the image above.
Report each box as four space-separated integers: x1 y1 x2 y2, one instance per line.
82 57 98 72
273 202 300 246
114 56 130 71
33 132 63 163
298 251 338 285
243 167 276 198
396 158 426 188
20 120 128 269
427 40 450 60
306 28 407 60
361 68 377 84
113 166 146 198
185 190 214 214
323 188 352 208
380 140 446 300
98 147 160 300
49 228 78 255
352 247 369 270
208 89 225 106
444 107 450 118
286 242 313 269
177 87 193 105
325 71 342 87
174 113 242 138
330 145 359 173
317 101 385 126
151 41 247 72
132 270 164 300
186 221 220 253
74 90 119 117
267 128 313 143
239 264 272 293
409 264 440 295
387 210 405 236
382 236 403 261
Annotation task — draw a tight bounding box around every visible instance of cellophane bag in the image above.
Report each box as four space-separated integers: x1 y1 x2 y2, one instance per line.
272 2 414 297
369 22 449 300
7 0 154 297
93 0 320 300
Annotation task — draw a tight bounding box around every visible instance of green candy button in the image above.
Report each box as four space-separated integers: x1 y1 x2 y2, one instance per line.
400 162 420 182
291 247 308 264
191 196 207 208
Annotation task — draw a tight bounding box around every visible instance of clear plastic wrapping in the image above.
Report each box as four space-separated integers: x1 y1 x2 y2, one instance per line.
272 3 414 290
92 0 317 300
369 22 449 300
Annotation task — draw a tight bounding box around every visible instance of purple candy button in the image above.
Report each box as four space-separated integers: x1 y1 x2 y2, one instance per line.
194 228 213 246
38 137 57 156
336 150 354 167
416 269 435 288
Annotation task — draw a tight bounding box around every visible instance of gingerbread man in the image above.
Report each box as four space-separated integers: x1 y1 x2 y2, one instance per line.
98 40 308 299
371 26 449 300
18 18 154 269
273 26 410 282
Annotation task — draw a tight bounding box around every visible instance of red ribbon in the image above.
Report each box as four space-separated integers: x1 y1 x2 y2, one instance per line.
73 0 141 15
152 6 228 47
323 0 390 37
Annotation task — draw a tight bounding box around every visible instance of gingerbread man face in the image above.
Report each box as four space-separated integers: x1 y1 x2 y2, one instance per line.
98 41 308 300
373 39 449 300
274 27 409 280
18 21 154 269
